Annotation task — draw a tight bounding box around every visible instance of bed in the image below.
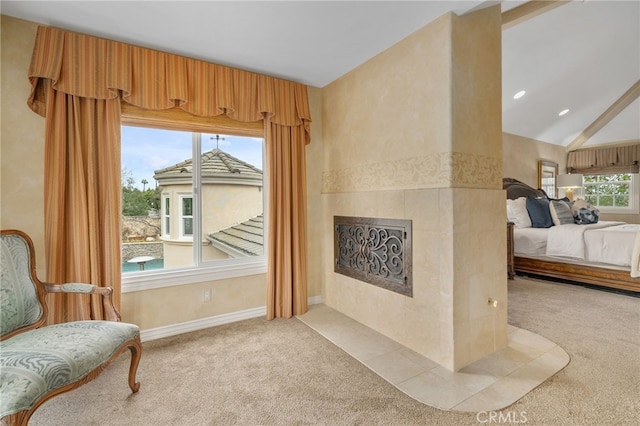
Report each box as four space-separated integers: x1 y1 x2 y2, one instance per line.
504 178 640 293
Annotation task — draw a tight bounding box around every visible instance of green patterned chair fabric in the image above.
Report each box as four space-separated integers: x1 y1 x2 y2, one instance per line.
0 230 142 425
0 234 43 336
1 321 140 418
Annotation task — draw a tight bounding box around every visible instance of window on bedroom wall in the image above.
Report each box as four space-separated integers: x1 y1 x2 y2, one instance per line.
120 121 266 291
583 173 639 214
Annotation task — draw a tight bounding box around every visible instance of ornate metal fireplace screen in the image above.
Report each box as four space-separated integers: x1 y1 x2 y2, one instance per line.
334 216 412 297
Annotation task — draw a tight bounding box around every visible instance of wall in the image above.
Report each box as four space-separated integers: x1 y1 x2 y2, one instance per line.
319 7 505 371
122 242 163 261
1 16 46 274
0 15 323 332
503 132 566 188
122 215 161 239
602 212 639 224
305 86 324 299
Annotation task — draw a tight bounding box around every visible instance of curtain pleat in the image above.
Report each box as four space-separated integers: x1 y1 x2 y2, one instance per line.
567 144 640 174
28 25 311 322
266 121 308 319
44 84 122 322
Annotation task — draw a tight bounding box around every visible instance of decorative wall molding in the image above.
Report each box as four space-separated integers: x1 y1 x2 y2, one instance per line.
322 152 501 193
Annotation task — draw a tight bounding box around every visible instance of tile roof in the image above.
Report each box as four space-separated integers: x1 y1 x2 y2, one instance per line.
207 214 264 257
154 148 262 183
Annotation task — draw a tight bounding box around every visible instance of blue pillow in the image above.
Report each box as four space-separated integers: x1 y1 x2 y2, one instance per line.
526 197 553 228
571 199 600 224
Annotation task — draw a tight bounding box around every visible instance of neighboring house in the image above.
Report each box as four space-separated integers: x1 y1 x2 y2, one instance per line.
208 214 264 258
153 148 263 268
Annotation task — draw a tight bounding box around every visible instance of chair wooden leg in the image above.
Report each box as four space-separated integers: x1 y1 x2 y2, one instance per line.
128 336 143 393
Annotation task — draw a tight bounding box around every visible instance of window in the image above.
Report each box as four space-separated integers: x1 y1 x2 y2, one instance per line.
162 195 170 237
583 173 638 214
121 124 266 288
179 195 193 238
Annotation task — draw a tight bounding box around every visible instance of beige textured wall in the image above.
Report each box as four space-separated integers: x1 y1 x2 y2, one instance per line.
322 14 451 177
503 132 566 188
0 15 324 331
122 274 266 327
1 16 46 275
602 213 639 224
320 7 504 371
306 86 324 298
449 8 506 369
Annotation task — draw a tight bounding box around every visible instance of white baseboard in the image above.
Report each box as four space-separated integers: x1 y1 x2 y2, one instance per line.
140 306 266 342
308 295 323 305
140 295 323 342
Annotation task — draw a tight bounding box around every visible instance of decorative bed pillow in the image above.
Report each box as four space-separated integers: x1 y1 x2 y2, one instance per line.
506 197 532 228
572 199 600 224
526 197 553 228
549 198 574 226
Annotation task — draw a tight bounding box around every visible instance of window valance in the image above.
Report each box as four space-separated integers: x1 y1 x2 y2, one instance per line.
27 26 311 142
567 144 640 175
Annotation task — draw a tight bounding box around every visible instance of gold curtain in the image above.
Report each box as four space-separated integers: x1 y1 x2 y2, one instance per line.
567 144 640 175
265 121 309 319
28 26 311 321
43 83 122 322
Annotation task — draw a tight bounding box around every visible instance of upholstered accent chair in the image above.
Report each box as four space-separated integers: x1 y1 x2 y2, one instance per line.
0 229 142 426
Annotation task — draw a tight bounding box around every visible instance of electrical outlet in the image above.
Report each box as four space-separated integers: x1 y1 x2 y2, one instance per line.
203 289 212 302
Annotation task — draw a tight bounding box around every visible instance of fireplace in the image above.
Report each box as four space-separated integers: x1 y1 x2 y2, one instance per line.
334 216 412 297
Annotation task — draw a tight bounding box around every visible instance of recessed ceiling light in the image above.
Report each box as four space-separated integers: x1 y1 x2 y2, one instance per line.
513 90 526 99
558 109 570 116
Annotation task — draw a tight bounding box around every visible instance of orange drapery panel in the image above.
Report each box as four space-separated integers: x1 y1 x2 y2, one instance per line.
43 83 122 322
28 25 311 321
266 121 309 319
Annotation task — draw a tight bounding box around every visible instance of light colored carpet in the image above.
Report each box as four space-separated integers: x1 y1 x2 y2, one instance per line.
29 277 639 425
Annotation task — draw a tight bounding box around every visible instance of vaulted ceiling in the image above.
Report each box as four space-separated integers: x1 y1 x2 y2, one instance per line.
3 1 638 149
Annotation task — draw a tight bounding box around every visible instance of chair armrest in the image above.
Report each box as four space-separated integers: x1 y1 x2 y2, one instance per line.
44 283 122 322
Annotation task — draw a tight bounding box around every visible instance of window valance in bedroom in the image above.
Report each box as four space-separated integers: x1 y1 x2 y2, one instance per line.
567 144 640 174
26 26 311 143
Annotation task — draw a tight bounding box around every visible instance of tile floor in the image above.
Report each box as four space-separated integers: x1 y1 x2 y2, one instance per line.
297 304 569 412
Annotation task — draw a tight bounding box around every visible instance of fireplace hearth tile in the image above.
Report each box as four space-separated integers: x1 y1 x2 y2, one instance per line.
297 303 569 412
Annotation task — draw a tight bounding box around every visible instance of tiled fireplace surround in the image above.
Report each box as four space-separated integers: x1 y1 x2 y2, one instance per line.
315 188 568 411
322 187 508 372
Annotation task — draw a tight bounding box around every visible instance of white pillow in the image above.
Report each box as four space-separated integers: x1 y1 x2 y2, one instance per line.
507 197 532 228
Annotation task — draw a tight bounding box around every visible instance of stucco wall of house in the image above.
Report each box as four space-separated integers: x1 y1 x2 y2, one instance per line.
159 181 263 267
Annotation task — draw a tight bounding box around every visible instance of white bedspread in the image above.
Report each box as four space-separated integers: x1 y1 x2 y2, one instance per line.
514 221 640 277
632 229 640 278
584 224 640 267
513 228 549 256
546 221 624 260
